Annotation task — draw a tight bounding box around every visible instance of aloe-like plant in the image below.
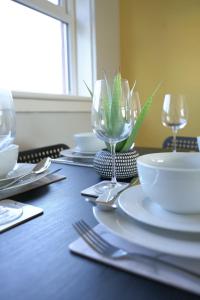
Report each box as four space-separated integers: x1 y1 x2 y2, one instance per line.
85 74 161 153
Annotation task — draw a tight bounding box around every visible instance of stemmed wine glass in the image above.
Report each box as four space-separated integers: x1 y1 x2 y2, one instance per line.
0 89 23 225
91 78 134 192
132 91 141 125
161 94 188 152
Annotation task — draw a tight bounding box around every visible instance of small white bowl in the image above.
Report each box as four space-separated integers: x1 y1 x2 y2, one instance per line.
74 132 105 153
0 144 19 178
197 137 200 151
137 152 200 214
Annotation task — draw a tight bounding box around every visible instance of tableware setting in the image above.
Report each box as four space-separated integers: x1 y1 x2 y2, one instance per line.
74 141 200 294
0 89 66 227
91 152 200 248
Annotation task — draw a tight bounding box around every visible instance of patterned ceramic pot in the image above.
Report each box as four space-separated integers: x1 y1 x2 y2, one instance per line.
93 149 139 179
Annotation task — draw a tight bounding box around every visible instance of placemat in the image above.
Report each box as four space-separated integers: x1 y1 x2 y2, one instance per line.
0 173 66 200
69 224 200 296
0 200 43 233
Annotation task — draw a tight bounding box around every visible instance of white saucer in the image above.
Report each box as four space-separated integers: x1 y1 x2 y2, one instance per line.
118 185 200 233
74 147 99 155
93 206 200 259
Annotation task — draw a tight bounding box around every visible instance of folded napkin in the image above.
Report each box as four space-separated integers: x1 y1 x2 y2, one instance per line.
69 224 200 296
0 172 66 201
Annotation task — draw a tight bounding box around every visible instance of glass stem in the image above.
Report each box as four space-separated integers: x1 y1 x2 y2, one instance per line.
110 142 117 186
172 128 178 152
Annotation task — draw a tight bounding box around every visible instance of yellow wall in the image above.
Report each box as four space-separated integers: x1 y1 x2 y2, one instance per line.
120 0 200 147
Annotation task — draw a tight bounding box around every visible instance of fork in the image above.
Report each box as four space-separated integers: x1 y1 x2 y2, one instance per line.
73 220 200 279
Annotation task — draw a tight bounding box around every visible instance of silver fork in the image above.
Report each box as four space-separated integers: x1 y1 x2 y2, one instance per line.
73 220 200 279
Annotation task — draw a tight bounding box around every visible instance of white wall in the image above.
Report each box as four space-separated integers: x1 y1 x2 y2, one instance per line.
14 0 120 150
16 112 91 149
94 0 120 79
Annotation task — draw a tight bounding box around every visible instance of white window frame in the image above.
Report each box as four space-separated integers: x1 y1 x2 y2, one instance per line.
11 0 120 113
13 0 77 95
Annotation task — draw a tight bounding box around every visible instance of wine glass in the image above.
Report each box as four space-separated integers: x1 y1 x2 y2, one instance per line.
161 94 188 152
91 78 134 192
0 89 23 225
132 91 141 124
0 89 16 150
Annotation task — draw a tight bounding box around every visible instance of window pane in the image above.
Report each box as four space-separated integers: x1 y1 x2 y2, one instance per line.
47 0 60 5
0 1 69 94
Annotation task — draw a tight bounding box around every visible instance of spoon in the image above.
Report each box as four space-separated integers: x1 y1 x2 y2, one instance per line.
96 177 139 207
0 157 51 190
85 196 117 211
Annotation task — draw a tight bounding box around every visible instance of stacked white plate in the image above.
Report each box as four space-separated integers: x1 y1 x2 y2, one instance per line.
60 148 96 164
0 163 49 191
93 185 200 259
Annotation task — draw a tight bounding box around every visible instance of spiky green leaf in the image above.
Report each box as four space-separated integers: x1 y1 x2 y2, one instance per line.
83 80 93 98
120 95 153 152
120 81 162 152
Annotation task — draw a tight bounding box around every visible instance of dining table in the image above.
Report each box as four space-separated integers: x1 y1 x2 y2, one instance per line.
0 147 199 300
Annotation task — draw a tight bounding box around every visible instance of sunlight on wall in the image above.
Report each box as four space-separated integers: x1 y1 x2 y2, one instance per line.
120 0 200 147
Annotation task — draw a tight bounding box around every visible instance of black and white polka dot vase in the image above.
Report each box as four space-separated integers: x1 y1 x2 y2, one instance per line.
93 149 139 180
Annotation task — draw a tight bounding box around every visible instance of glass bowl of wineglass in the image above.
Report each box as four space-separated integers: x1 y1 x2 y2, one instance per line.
91 75 134 192
0 89 23 226
161 94 188 152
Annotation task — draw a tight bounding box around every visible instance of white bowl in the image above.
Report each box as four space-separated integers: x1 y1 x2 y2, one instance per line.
0 144 19 178
137 152 200 214
74 132 105 153
197 137 200 151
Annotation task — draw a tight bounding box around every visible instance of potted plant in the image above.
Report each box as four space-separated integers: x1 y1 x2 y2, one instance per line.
86 74 161 179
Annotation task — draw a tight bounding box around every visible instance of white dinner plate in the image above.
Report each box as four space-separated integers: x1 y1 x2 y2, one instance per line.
118 185 200 233
93 206 200 259
0 163 33 187
0 163 50 192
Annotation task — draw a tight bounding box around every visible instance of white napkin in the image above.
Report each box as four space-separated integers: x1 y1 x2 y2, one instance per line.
69 224 200 296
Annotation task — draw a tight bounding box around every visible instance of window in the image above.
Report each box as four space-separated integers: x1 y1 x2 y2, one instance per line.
0 0 93 96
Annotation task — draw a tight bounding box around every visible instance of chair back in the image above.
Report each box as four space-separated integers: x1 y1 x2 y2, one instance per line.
162 136 198 151
18 143 69 163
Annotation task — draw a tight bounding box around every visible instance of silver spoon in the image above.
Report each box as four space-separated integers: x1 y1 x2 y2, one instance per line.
85 196 117 211
96 177 139 207
0 157 51 190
